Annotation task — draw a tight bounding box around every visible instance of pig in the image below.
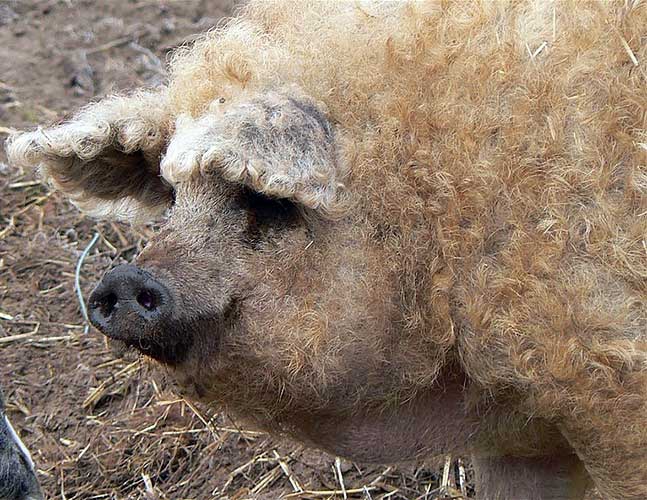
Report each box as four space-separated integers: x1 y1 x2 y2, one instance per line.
7 1 647 498
0 389 42 500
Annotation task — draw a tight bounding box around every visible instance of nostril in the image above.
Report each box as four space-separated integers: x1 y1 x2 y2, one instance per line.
101 292 118 317
137 289 157 311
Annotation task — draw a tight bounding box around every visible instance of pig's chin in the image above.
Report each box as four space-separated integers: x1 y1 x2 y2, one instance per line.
106 337 141 361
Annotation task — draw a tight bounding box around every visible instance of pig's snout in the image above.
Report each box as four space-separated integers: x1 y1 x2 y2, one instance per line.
88 264 172 342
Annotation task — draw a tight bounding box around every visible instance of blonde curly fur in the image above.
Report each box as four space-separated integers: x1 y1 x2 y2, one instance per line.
7 1 647 498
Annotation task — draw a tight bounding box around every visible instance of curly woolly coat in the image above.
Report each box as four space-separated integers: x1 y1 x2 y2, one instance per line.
8 1 647 499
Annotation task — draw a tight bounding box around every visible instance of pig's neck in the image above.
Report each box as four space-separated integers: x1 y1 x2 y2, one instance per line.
285 372 478 463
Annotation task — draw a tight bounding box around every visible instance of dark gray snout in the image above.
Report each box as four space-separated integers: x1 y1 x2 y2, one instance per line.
88 264 172 342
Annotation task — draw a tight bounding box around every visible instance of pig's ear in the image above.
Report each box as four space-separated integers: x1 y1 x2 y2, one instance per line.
7 91 173 222
161 89 347 214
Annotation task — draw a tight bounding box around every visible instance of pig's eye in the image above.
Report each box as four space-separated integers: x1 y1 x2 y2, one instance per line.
243 189 299 225
236 188 300 247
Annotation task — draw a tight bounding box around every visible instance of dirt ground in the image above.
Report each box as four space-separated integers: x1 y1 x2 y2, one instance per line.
0 1 473 499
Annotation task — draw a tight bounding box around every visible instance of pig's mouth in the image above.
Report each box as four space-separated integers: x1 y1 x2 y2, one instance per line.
88 311 195 366
97 311 237 366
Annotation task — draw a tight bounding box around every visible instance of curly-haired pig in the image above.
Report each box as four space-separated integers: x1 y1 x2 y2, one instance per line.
8 1 647 498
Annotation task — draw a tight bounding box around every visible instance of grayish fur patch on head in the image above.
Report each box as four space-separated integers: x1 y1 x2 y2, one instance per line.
161 87 347 214
6 90 173 223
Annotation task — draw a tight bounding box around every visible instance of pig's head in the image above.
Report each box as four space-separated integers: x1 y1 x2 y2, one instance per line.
8 87 463 461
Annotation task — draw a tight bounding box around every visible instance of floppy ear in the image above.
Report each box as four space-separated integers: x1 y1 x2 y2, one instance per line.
7 90 173 222
160 88 347 214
